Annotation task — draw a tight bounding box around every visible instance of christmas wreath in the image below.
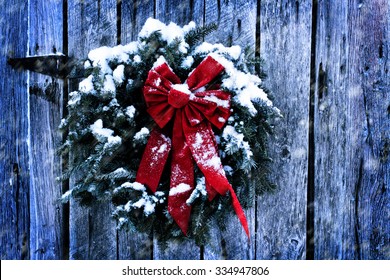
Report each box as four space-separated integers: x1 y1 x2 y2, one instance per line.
60 18 279 245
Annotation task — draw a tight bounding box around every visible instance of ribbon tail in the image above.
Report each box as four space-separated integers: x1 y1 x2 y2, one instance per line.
184 120 250 238
168 110 195 235
205 180 218 201
136 127 171 193
228 185 250 238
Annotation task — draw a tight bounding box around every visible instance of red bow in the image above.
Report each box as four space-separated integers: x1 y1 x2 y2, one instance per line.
136 56 249 237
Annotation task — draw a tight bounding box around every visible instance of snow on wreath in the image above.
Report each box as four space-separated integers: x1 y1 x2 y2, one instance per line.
59 18 280 245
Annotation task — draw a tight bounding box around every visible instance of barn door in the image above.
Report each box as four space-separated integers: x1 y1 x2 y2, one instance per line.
1 0 388 260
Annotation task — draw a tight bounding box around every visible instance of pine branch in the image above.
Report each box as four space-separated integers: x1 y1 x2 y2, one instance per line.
185 23 218 47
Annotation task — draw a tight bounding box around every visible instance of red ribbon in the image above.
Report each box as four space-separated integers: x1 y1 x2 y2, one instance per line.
136 56 249 237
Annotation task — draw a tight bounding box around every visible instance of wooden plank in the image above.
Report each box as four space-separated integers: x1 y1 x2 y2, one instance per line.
152 238 200 260
314 0 390 259
357 1 390 259
117 232 153 260
0 0 30 260
256 0 311 259
155 0 204 26
205 0 256 47
68 0 118 260
117 0 155 260
204 211 255 260
121 0 155 44
203 0 257 260
152 0 204 260
28 0 64 260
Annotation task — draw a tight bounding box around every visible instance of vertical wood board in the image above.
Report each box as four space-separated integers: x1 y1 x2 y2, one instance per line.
0 0 30 260
28 0 64 260
314 0 390 259
117 0 155 260
205 0 256 47
256 0 311 259
68 0 118 260
156 0 204 26
357 0 390 259
121 0 155 44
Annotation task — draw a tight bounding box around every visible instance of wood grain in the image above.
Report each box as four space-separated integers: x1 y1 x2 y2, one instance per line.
0 0 30 260
358 1 390 259
256 0 311 259
313 0 390 259
121 0 155 44
156 0 204 26
67 0 118 260
205 0 256 47
28 0 64 260
204 0 257 260
153 238 200 260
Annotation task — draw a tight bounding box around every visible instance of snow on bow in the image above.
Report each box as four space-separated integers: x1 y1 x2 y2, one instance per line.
135 55 249 237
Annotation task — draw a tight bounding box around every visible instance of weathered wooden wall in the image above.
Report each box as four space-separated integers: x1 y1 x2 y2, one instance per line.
0 0 388 260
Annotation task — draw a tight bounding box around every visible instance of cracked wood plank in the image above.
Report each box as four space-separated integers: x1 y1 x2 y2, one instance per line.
313 0 389 259
28 0 65 260
68 0 118 260
256 0 311 259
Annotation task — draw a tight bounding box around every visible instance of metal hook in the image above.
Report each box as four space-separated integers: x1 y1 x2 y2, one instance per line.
7 54 85 79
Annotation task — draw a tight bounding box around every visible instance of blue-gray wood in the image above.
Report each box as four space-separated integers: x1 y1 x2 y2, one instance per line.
121 0 155 44
256 0 311 259
155 0 204 26
28 0 65 260
67 0 118 260
204 0 257 260
313 0 390 259
1 0 389 260
0 0 30 260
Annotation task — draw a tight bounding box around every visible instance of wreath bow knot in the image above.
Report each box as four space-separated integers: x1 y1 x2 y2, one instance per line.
136 55 249 237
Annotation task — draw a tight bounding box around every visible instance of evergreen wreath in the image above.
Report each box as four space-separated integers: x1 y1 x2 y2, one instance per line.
60 18 279 246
